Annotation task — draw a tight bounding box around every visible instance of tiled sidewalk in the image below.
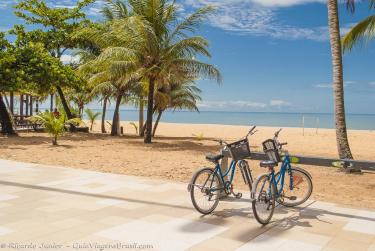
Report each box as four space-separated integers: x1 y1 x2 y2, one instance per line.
0 159 374 251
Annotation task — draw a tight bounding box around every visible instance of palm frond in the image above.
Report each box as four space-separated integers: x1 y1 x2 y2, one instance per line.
342 15 375 52
169 6 215 41
171 59 222 84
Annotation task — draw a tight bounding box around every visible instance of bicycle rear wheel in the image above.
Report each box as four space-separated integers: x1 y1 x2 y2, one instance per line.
276 167 313 207
190 168 221 215
251 174 276 225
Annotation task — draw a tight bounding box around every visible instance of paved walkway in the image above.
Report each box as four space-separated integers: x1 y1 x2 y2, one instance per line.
0 159 374 251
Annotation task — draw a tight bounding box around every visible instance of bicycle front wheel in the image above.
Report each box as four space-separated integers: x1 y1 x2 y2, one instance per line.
251 174 276 225
190 168 221 215
276 167 313 207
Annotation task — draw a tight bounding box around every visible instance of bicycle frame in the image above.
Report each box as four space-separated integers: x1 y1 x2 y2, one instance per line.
205 160 237 192
269 154 293 198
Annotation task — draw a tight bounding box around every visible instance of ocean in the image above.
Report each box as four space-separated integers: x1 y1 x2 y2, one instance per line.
84 109 375 130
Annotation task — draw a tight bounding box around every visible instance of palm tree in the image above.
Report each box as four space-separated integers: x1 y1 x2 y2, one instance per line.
327 0 354 159
342 1 375 51
30 111 80 145
89 71 140 136
67 90 92 118
126 0 222 143
77 1 221 142
85 108 101 131
153 81 201 136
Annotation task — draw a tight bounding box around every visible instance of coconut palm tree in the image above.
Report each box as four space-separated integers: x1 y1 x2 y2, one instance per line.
85 65 141 136
342 1 375 52
77 0 221 142
85 108 101 131
30 111 80 145
326 0 354 159
153 81 201 136
125 0 221 143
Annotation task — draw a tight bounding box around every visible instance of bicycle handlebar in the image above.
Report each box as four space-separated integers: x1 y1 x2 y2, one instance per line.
274 128 282 137
273 128 288 149
213 125 257 146
246 125 257 137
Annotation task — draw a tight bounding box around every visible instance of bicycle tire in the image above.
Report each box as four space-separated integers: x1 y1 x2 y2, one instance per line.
251 174 276 225
190 167 221 215
276 167 313 207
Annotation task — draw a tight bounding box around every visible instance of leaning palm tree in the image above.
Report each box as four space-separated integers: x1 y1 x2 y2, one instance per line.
30 111 80 145
326 0 354 159
87 69 141 136
153 80 201 136
342 1 375 52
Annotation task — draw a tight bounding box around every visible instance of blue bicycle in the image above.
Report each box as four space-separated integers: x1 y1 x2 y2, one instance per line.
251 129 313 225
188 126 257 215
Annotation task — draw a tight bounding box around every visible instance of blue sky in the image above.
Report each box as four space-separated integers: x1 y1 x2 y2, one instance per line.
1 0 374 114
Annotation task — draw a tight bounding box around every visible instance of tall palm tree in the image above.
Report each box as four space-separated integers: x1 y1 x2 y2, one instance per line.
125 0 222 143
342 1 375 51
327 0 354 159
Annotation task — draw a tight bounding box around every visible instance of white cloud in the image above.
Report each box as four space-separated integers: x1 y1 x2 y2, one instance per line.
314 83 332 88
251 0 325 7
182 0 352 41
60 54 80 64
369 82 375 87
270 99 291 106
314 81 356 88
198 100 267 109
198 99 291 109
0 0 17 9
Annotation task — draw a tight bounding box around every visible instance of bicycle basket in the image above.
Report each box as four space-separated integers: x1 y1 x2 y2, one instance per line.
262 139 281 163
227 138 251 161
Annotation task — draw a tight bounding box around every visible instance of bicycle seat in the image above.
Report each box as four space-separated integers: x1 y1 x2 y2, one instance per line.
260 160 278 167
206 154 224 163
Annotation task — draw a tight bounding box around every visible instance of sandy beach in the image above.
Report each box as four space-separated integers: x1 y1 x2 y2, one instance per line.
1 121 374 209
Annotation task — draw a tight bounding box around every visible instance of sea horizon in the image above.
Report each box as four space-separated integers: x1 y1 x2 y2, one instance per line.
66 108 375 131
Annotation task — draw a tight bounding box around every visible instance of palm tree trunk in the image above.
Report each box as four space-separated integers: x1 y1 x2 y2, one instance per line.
53 135 58 146
327 0 353 159
111 95 122 136
56 86 73 119
141 104 158 137
144 77 156 143
152 110 163 137
139 96 144 136
0 94 16 135
101 97 108 133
